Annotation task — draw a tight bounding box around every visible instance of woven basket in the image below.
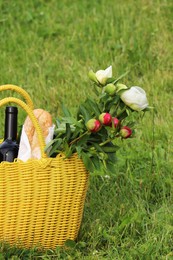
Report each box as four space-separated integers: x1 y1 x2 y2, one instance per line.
0 85 89 249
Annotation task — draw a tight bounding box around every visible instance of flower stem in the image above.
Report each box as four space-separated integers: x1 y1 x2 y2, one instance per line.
69 131 89 145
99 139 112 147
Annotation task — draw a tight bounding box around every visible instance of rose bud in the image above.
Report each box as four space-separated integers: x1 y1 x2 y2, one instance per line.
104 83 116 96
120 126 132 139
95 65 112 85
99 112 112 126
86 119 101 132
112 117 119 128
120 86 148 111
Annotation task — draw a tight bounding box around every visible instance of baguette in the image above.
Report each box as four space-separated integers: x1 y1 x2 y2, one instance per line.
24 109 53 159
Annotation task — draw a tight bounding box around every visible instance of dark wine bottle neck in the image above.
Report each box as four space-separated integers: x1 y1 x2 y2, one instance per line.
4 106 18 140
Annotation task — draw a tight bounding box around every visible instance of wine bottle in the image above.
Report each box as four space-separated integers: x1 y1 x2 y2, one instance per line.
0 106 19 162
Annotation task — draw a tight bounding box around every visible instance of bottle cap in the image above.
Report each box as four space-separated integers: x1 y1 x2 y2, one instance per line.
5 106 18 114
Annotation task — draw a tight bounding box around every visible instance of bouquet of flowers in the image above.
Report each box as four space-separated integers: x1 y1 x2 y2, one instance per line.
46 66 149 175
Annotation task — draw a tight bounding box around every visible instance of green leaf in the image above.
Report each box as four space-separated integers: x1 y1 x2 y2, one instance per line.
71 128 83 139
91 142 104 152
82 100 95 117
118 109 128 120
107 152 118 163
48 138 63 156
106 161 117 173
81 152 96 172
77 104 92 123
66 123 71 142
126 121 136 128
76 133 90 146
101 145 119 153
109 105 119 117
44 138 57 152
61 116 82 127
92 157 101 170
109 95 120 116
99 95 115 112
85 98 101 116
126 108 130 116
55 118 61 127
76 145 83 156
63 141 73 158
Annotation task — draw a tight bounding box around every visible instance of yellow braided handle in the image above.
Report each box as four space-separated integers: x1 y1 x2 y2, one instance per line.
0 84 34 109
0 97 47 159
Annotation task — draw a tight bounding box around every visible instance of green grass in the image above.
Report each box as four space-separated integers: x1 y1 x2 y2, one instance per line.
0 0 173 258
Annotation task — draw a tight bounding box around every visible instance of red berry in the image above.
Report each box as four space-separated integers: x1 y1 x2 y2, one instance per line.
86 119 101 132
99 113 112 126
120 126 132 138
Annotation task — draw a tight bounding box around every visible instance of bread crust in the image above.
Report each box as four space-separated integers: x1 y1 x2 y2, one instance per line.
24 109 52 158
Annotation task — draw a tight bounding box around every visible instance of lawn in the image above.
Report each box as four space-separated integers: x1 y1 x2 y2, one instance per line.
0 0 172 259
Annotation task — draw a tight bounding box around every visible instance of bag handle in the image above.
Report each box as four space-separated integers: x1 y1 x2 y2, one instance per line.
0 84 34 109
0 97 47 159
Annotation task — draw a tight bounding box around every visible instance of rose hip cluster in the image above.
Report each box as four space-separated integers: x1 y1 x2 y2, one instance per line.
86 112 132 139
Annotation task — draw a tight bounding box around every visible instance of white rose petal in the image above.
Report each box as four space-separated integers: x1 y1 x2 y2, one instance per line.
95 65 112 85
120 86 148 111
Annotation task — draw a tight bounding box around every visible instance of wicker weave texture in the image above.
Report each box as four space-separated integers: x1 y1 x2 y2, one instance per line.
0 154 89 249
0 86 89 249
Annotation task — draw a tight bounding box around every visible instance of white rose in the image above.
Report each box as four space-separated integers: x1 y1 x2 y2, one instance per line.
120 86 148 111
95 65 112 85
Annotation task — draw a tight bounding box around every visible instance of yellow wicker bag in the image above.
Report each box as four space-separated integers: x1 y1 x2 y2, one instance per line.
0 85 89 249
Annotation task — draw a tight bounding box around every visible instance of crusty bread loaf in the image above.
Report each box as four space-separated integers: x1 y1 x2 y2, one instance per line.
24 109 52 159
